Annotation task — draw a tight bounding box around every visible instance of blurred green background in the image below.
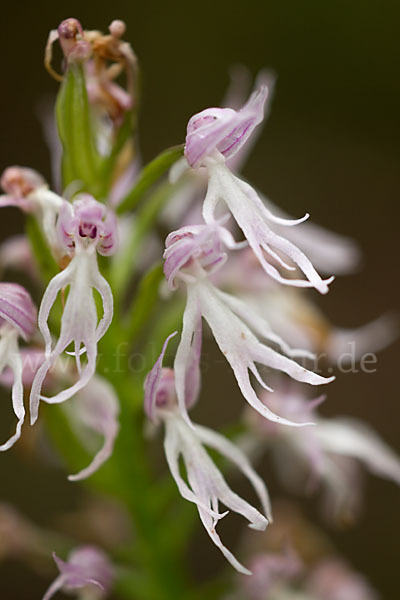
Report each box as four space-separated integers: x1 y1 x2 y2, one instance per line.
0 1 399 598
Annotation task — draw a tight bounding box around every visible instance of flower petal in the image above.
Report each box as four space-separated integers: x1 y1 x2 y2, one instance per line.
194 423 272 521
67 376 120 481
0 337 25 451
315 417 400 485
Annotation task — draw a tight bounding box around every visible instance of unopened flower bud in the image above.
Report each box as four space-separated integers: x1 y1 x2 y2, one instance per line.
57 18 84 57
109 19 126 38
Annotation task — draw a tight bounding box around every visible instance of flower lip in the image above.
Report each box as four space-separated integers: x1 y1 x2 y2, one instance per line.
185 86 268 168
0 283 37 341
154 368 177 409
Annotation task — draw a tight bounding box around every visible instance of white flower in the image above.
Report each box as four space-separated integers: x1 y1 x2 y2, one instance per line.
65 375 120 481
0 283 37 451
0 166 64 257
219 256 398 364
144 333 271 574
164 224 333 428
184 87 334 293
30 195 116 424
43 545 114 600
247 385 400 520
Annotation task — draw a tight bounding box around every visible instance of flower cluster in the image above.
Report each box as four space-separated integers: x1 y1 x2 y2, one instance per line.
0 15 398 600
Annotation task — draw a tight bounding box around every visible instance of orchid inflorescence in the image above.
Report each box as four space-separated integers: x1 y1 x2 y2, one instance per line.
0 16 398 600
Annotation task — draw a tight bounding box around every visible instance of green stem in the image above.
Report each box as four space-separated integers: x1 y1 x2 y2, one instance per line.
56 64 100 193
25 215 59 283
125 262 164 342
117 146 184 215
111 180 176 298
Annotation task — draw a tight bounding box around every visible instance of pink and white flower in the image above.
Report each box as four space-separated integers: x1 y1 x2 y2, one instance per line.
0 235 39 281
246 385 400 520
144 333 271 574
0 166 64 256
166 71 359 277
0 283 37 450
66 375 120 481
184 88 334 293
239 546 303 600
306 557 379 600
218 251 397 364
164 225 333 428
237 549 378 600
30 195 116 424
43 545 114 600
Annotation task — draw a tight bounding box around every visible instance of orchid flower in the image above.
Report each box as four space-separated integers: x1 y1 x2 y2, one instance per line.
0 347 45 389
163 224 334 428
246 385 400 519
238 550 378 600
165 72 359 277
239 546 303 600
217 249 397 363
260 195 360 276
0 166 64 256
0 283 37 451
43 545 114 600
0 235 39 281
184 86 334 293
305 557 379 600
30 195 117 425
144 333 271 575
66 375 120 481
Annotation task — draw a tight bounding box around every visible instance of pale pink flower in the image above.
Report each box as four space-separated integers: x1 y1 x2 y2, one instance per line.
30 195 116 424
239 546 303 600
216 247 396 364
260 196 361 276
0 235 39 280
247 385 400 519
0 166 64 256
306 557 379 600
43 545 113 600
66 375 120 481
0 283 37 451
164 225 333 428
184 88 334 293
144 333 271 574
166 72 358 277
0 348 45 388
